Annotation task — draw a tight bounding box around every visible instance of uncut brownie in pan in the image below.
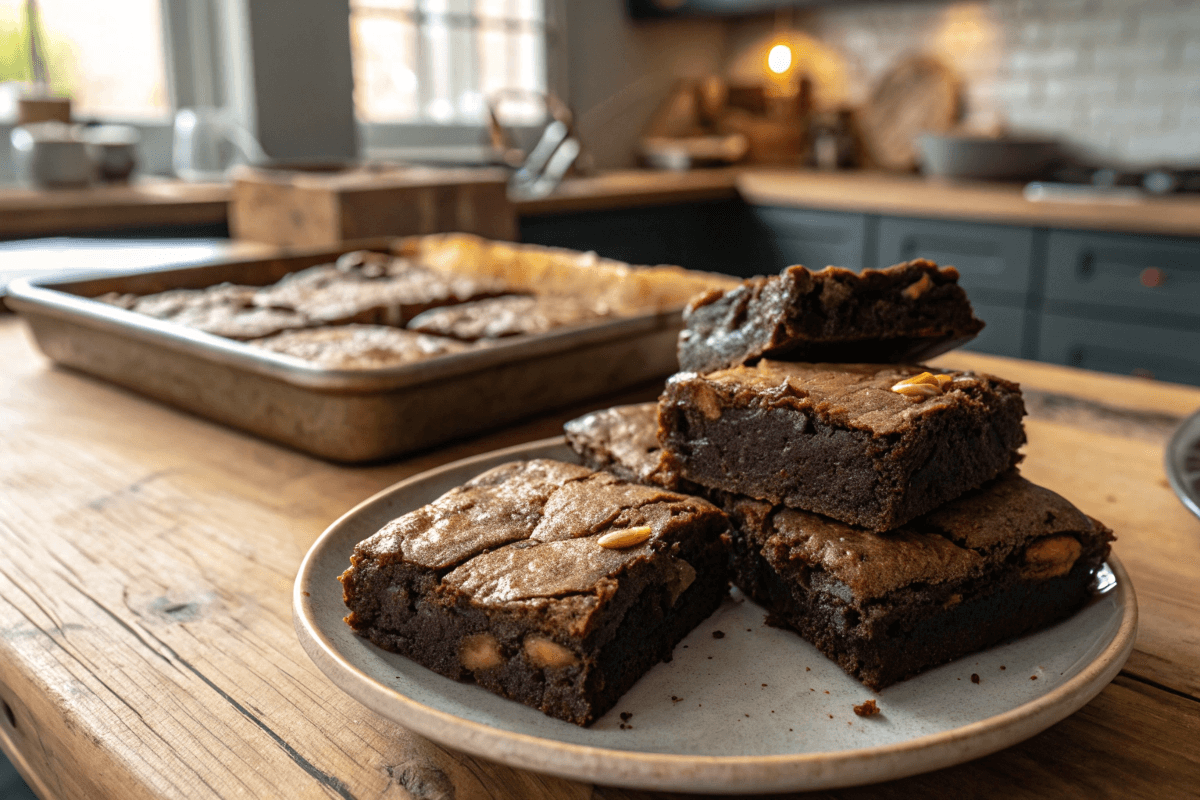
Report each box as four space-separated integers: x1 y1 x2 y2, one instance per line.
678 259 984 375
340 459 730 726
657 361 1027 532
564 403 1114 691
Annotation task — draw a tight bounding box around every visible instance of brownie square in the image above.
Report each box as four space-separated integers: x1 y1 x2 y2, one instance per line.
122 282 312 340
657 361 1026 531
678 259 984 375
723 473 1114 689
249 324 471 368
407 294 607 341
340 459 730 726
255 251 508 327
564 403 675 487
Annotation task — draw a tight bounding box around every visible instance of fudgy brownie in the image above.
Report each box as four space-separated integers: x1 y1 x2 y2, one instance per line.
678 260 985 375
406 294 606 341
723 472 1113 689
657 361 1027 531
563 403 674 487
117 282 312 340
249 324 470 369
254 251 508 327
561 406 1114 690
340 459 730 726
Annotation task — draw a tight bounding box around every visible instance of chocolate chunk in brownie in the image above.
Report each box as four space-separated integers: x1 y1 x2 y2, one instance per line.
407 294 607 341
340 459 731 726
128 282 312 340
678 260 985 375
657 361 1026 531
254 253 508 327
724 472 1114 690
249 324 471 369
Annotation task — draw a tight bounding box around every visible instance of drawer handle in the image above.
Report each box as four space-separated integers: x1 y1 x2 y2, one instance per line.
1140 267 1166 288
1077 253 1094 279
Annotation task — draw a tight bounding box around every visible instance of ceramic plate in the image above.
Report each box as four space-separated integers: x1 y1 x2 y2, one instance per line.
1166 407 1200 520
294 438 1138 794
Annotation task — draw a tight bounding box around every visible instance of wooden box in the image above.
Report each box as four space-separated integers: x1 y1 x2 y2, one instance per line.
230 165 518 247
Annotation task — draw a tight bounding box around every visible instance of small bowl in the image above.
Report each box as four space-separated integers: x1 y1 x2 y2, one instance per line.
84 125 140 182
918 134 1064 182
10 122 92 188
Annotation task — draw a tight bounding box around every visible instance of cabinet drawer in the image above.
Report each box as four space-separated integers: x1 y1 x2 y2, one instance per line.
1044 230 1200 321
963 301 1026 359
877 217 1034 303
1036 313 1200 386
520 206 688 268
746 206 868 273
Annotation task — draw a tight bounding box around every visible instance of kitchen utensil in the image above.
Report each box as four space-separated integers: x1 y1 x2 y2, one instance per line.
859 56 962 172
919 133 1063 182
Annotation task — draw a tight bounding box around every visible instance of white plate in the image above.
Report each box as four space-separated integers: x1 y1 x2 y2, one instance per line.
293 437 1138 794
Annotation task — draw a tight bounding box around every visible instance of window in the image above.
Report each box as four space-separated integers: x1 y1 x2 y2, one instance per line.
0 0 170 121
350 0 549 126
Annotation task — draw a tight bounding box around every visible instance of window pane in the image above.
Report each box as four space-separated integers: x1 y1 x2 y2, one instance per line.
0 0 169 120
350 0 547 125
351 10 419 122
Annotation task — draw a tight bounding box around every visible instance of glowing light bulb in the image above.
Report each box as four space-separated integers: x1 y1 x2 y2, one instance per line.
767 44 792 75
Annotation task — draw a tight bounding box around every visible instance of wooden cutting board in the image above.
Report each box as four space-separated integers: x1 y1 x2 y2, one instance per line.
859 55 963 171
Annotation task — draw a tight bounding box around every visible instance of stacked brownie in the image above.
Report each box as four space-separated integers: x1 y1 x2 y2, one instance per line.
567 259 1113 691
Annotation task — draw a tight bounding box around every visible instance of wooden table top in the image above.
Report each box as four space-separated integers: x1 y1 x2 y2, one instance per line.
1 317 1198 799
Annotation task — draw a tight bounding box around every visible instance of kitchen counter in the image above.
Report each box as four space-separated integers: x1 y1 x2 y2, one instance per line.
5 169 1200 241
736 169 1200 239
0 180 229 239
1 315 1198 799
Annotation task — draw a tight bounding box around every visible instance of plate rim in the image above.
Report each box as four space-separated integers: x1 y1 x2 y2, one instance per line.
1165 407 1200 520
293 436 1139 793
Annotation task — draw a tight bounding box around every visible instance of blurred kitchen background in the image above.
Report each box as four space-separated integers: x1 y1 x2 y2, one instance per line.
1 0 1199 383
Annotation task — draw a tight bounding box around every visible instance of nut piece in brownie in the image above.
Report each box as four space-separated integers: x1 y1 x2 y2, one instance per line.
678 260 985 375
340 459 730 726
564 403 675 487
725 472 1114 689
657 361 1026 531
249 324 471 369
407 294 606 341
254 250 508 327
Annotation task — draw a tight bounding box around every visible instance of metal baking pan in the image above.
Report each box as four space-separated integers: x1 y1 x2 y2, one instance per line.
8 238 730 462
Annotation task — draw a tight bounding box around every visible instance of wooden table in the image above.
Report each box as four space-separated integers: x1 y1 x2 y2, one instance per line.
0 318 1198 799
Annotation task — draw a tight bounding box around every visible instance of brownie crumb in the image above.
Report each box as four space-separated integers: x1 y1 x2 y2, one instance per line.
828 714 833 719
744 714 750 717
302 591 311 597
1000 665 1006 670
671 695 683 703
762 683 768 687
746 628 752 632
971 673 981 684
824 690 830 694
1031 675 1038 680
619 712 633 722
712 630 725 639
853 700 880 717
805 667 811 672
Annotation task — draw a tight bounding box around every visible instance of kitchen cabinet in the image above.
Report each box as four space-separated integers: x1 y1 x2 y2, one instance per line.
1036 312 1200 386
518 199 744 275
875 217 1036 305
1043 230 1200 325
742 206 871 276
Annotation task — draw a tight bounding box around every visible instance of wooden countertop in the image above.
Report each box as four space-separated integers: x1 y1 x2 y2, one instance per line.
0 180 229 239
1 315 1198 799
4 169 1200 240
737 169 1200 238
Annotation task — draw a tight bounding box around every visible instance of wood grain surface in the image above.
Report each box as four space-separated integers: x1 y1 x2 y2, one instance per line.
0 181 229 239
1 318 1198 799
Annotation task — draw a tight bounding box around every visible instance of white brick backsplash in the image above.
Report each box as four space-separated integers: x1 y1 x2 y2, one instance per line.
732 0 1200 163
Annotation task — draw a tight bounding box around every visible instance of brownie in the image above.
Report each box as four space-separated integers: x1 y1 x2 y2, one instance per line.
249 324 471 369
563 403 673 487
340 459 731 726
677 260 985 375
657 361 1027 531
723 472 1114 690
406 294 607 341
254 251 508 327
125 282 312 340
